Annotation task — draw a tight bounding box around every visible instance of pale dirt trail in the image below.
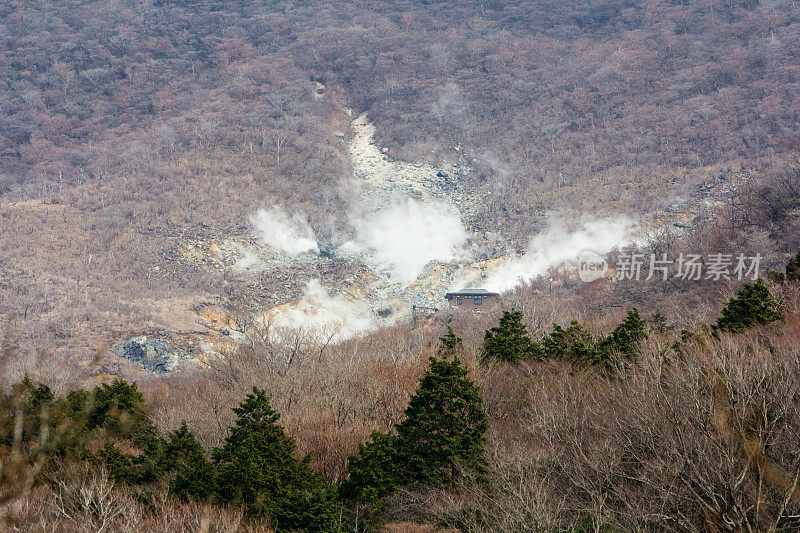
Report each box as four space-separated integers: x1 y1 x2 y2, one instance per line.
346 112 462 210
339 112 475 311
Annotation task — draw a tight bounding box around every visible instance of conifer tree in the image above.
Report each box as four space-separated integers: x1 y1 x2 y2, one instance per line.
340 431 400 503
87 380 157 447
0 377 54 449
344 333 488 502
210 387 339 530
601 308 647 357
542 320 595 359
82 380 163 483
482 309 540 362
714 279 782 333
165 422 214 501
394 355 488 486
438 326 464 356
786 250 800 281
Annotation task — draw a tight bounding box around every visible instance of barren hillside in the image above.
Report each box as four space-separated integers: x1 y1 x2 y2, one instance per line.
2 1 798 372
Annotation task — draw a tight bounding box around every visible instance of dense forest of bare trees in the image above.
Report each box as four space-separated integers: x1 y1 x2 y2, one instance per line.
1 0 798 230
1 0 798 364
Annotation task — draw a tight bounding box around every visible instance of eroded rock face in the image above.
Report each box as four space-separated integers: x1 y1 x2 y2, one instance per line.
113 336 189 373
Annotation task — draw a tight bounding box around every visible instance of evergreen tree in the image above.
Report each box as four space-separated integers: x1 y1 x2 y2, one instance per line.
600 308 647 358
0 377 54 448
394 356 488 486
0 378 167 483
86 380 158 447
85 380 163 483
714 279 782 334
536 310 646 369
482 310 541 362
211 387 339 530
343 347 488 502
438 327 463 356
340 431 400 503
99 441 137 482
542 320 596 360
786 250 800 281
165 422 214 501
648 311 672 334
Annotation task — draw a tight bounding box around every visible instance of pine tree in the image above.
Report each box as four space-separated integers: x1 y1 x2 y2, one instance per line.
0 377 54 448
343 340 488 502
482 310 541 362
340 431 400 503
86 380 157 447
165 422 214 501
31 379 165 483
648 311 672 334
786 250 800 281
394 356 488 486
535 310 646 370
438 326 463 356
714 279 782 334
601 308 647 358
542 320 595 359
211 387 339 530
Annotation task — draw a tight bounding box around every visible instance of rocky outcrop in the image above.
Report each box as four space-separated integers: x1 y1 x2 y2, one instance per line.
348 112 466 209
113 336 190 373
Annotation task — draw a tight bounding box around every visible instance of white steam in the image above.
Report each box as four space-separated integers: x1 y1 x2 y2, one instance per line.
249 206 319 256
479 217 635 292
342 198 467 285
235 248 257 269
266 279 376 341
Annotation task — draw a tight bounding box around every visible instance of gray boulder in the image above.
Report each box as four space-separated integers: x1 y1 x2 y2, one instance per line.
113 336 188 373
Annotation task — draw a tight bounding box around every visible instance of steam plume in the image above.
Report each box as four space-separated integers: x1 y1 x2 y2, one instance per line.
249 206 319 256
479 217 635 292
267 279 376 341
343 198 467 285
